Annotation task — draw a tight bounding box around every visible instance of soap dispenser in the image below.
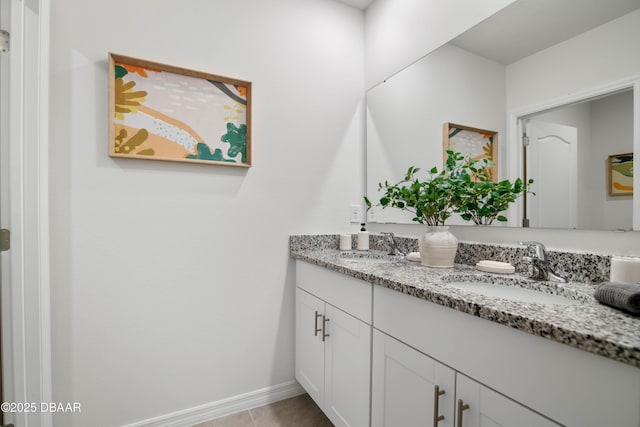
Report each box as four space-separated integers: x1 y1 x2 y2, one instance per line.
357 223 369 251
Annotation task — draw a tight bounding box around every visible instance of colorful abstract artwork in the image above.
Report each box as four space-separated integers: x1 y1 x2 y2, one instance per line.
443 123 498 182
109 54 252 167
608 153 633 196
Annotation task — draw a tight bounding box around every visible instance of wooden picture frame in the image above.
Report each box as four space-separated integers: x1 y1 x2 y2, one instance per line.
607 153 633 196
443 122 498 182
109 53 252 167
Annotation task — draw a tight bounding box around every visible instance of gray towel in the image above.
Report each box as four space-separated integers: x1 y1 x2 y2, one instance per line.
594 282 640 315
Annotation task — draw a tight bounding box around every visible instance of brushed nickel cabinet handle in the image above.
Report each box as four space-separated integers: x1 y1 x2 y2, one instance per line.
314 311 322 336
433 385 445 426
322 315 330 342
456 399 470 427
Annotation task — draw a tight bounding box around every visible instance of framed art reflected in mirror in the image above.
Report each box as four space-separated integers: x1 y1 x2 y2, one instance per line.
443 123 498 182
608 153 634 196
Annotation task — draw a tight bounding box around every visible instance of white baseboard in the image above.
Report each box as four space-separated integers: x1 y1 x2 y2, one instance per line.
122 380 305 427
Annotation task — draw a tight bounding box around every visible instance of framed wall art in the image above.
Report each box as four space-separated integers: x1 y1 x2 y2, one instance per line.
607 153 633 196
109 53 252 167
443 122 498 182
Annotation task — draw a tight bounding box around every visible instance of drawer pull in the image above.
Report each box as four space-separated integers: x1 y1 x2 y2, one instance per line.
322 315 330 342
433 385 445 426
456 399 470 427
314 311 322 336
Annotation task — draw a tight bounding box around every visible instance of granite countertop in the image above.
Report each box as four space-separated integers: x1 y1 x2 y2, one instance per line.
290 245 640 368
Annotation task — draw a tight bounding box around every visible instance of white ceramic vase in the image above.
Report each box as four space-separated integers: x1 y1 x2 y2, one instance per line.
418 226 458 268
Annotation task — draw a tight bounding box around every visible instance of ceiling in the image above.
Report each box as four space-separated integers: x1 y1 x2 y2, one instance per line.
335 0 374 10
333 0 640 62
450 0 640 64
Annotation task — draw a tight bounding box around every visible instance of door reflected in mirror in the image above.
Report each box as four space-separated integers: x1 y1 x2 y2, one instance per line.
521 90 633 230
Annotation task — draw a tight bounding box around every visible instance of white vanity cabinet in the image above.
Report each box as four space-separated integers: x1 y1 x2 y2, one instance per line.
295 259 640 427
373 285 640 427
295 261 372 427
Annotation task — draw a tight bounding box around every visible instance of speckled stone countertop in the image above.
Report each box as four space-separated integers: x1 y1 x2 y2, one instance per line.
290 234 640 368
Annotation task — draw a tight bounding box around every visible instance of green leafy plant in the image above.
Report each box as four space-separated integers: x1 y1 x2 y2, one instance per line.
365 151 471 226
457 157 533 225
365 150 532 226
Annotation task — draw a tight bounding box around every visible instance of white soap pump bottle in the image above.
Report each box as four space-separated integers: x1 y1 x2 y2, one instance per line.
357 223 369 251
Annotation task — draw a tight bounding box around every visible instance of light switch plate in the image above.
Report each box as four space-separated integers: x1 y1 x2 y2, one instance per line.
350 204 363 223
367 207 377 222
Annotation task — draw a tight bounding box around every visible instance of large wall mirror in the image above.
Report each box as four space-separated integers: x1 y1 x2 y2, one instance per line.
366 0 640 231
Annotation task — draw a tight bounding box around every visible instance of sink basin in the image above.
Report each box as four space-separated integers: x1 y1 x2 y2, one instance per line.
441 273 582 305
445 281 579 305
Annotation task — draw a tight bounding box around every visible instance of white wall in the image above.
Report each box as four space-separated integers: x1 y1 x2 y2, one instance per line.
364 0 516 89
506 9 640 111
49 0 364 426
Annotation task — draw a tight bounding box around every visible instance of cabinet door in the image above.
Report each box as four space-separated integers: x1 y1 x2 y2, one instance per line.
324 303 371 427
372 329 455 427
455 374 559 427
295 288 326 408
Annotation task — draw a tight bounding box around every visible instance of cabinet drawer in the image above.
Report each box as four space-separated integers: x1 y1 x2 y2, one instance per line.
296 261 372 324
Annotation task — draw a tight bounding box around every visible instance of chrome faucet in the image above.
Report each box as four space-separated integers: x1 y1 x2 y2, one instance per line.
519 241 567 282
381 232 406 256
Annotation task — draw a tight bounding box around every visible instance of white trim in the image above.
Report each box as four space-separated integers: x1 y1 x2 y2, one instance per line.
507 75 640 229
509 76 640 120
2 0 52 426
6 3 27 427
121 381 306 427
38 0 53 424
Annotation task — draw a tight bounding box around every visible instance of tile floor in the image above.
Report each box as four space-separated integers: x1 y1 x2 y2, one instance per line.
192 393 334 427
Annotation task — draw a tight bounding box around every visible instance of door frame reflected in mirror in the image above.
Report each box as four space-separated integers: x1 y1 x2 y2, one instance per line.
507 76 640 231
